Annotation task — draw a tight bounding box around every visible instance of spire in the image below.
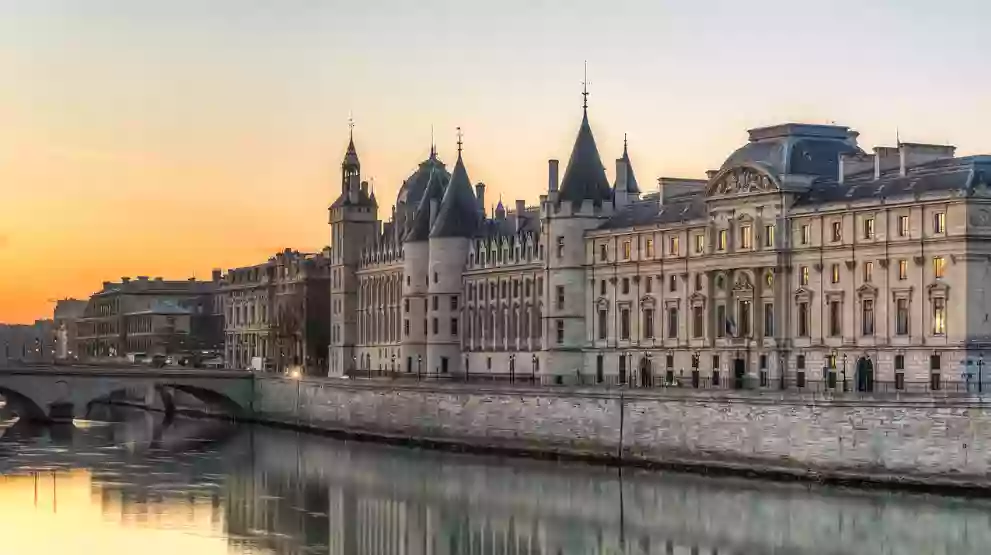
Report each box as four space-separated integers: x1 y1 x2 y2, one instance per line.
430 129 481 238
582 60 589 112
430 124 437 158
556 75 611 207
342 114 360 170
619 134 640 194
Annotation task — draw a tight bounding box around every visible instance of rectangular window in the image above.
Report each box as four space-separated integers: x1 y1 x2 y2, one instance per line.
763 302 774 337
556 286 565 309
831 221 842 242
644 308 654 339
513 281 519 297
599 243 608 261
525 279 531 297
898 215 909 237
450 318 458 336
620 308 630 340
669 274 677 292
800 266 809 286
404 299 410 313
694 234 705 254
716 304 726 338
621 278 629 295
898 259 908 280
556 236 564 258
667 307 678 339
798 302 810 337
934 212 946 234
863 217 875 239
692 306 703 338
717 230 727 250
622 240 631 260
596 355 604 383
645 238 654 258
829 301 841 337
451 296 459 310
432 296 438 310
863 261 873 283
933 298 946 335
801 224 811 245
555 320 564 344
537 277 543 295
831 263 840 284
862 299 874 336
896 298 909 335
933 256 945 279
738 300 752 337
764 224 775 247
432 318 438 335
740 225 752 249
669 236 680 256
599 279 606 295
405 319 410 336
694 273 702 291
597 309 607 340
645 276 652 293
895 354 905 371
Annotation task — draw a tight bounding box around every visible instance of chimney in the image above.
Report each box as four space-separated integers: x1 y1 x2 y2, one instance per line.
102 281 111 289
839 152 875 184
706 170 719 180
548 159 559 192
899 143 955 176
211 269 222 281
615 158 628 192
348 174 360 204
475 183 486 217
873 147 900 180
429 198 439 226
137 276 149 281
360 180 369 195
121 277 130 283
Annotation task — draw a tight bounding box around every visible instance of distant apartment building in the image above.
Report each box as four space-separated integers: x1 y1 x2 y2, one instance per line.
76 275 223 359
219 249 331 374
0 320 56 366
53 298 87 361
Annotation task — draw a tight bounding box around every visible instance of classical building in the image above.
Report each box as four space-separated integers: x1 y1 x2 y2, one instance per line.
219 249 331 374
328 96 991 391
76 275 223 359
53 298 87 361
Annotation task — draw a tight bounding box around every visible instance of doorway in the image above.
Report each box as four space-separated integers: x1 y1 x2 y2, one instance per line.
856 357 874 392
733 358 746 389
639 357 652 388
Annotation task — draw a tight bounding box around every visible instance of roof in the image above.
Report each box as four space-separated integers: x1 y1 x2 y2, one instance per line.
396 151 449 208
476 208 540 239
557 109 611 206
125 299 193 316
342 133 360 170
619 140 640 194
430 151 481 238
330 186 377 208
404 165 449 242
598 196 705 230
720 123 862 178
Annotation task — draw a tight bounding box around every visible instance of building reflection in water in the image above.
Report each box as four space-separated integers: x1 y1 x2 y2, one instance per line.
3 408 991 554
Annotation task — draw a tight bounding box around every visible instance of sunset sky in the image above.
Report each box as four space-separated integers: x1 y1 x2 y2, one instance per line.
1 0 989 323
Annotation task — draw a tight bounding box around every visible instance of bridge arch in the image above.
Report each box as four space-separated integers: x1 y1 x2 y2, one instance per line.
0 386 48 421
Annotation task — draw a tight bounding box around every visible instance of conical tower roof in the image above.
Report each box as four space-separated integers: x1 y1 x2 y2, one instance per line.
404 165 448 242
620 136 641 194
557 108 611 206
430 147 480 238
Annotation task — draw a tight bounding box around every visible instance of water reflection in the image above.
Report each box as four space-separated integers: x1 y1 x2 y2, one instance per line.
1 408 990 554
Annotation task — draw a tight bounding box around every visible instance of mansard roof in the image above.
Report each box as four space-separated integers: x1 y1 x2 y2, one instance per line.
404 165 449 242
597 197 705 230
430 152 481 239
557 109 611 207
720 123 862 178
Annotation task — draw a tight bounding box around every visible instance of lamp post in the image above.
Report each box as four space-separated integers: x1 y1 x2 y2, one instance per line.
979 353 985 394
842 353 848 393
509 353 515 383
391 353 396 375
779 354 786 390
417 354 422 381
531 354 537 384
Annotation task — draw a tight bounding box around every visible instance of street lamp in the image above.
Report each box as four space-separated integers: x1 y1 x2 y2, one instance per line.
979 353 985 394
779 354 786 390
509 353 515 383
531 354 537 384
417 354 422 380
391 352 396 375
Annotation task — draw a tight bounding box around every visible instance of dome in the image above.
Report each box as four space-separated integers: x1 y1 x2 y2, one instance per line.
720 123 863 178
395 151 449 209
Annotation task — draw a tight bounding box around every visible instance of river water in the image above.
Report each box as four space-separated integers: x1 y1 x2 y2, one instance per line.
1 407 990 555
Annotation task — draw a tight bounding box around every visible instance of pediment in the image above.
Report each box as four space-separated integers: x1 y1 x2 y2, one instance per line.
732 273 754 291
689 292 707 306
794 287 814 301
706 164 780 197
927 282 949 298
857 283 878 298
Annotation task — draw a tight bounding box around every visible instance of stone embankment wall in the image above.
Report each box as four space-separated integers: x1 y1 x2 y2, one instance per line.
255 376 991 489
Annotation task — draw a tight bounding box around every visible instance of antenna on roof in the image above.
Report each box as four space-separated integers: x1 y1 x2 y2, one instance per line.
582 60 590 111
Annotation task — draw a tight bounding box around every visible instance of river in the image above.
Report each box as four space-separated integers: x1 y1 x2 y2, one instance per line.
1 406 989 554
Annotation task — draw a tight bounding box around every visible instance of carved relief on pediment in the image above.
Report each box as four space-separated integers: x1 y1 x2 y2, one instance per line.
711 168 777 195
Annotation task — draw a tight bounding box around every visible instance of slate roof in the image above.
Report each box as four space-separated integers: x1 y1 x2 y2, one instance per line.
330 187 377 209
404 165 449 242
557 109 612 206
396 151 449 208
342 134 360 169
720 123 862 178
476 208 541 239
597 197 705 230
430 152 481 239
619 140 641 194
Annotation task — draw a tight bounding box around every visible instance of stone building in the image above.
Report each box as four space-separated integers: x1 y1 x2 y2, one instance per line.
53 298 87 361
76 276 222 359
0 320 55 366
328 94 991 391
219 249 331 374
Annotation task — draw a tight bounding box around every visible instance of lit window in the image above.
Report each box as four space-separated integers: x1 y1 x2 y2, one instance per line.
645 238 654 258
764 224 775 247
599 243 607 261
800 266 809 286
622 240 631 260
801 224 811 245
863 217 875 239
933 298 946 335
740 225 752 249
831 264 840 284
898 260 907 280
831 221 842 242
863 261 873 283
717 230 727 250
898 215 909 237
934 212 946 234
933 256 946 279
694 234 705 254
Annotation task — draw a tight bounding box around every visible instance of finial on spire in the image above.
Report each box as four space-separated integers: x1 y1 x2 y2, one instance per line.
348 111 354 140
623 132 628 155
582 60 589 111
896 126 901 146
456 126 464 155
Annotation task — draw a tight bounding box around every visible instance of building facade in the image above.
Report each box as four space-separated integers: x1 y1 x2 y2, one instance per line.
76 276 222 359
0 320 56 366
329 98 991 390
219 249 331 374
53 298 87 361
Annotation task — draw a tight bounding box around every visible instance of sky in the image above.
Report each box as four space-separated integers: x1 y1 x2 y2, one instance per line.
1 0 989 323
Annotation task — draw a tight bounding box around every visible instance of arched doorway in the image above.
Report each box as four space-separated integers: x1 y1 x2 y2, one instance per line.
856 357 874 392
639 357 653 388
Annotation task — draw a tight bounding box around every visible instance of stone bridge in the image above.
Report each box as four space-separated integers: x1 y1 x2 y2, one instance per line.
0 365 255 421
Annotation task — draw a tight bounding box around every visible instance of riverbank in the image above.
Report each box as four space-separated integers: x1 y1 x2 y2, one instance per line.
248 375 991 496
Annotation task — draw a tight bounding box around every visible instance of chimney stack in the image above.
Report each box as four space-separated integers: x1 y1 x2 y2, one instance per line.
475 183 486 217
548 159 559 192
873 147 900 180
706 170 719 180
615 158 628 192
211 269 222 281
348 174 360 203
121 277 130 283
839 152 875 184
899 143 956 176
